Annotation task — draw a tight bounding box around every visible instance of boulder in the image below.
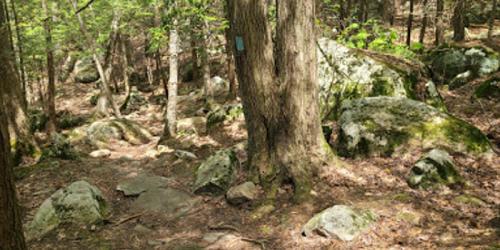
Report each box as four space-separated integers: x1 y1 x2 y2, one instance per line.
27 181 108 240
337 97 492 157
210 76 229 97
116 173 171 196
193 149 239 195
302 205 377 241
177 117 207 135
87 118 152 149
207 104 244 128
131 188 200 218
427 46 499 84
475 76 500 99
407 149 463 189
74 58 99 84
226 182 258 205
317 38 444 120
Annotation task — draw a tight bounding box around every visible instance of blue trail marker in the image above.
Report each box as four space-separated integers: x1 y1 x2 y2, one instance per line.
235 36 244 52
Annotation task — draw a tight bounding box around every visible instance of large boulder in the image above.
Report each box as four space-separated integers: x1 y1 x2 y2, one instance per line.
26 181 108 240
87 118 152 149
427 46 499 88
317 38 444 120
74 57 99 84
302 205 377 241
407 149 463 189
193 149 239 195
337 97 492 157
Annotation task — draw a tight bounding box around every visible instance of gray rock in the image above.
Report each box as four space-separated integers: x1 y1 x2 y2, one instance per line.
175 150 198 160
117 173 171 196
226 182 257 205
193 149 239 195
131 188 200 218
87 118 152 149
302 205 377 241
74 58 99 84
407 149 463 189
210 76 229 97
317 38 444 120
474 76 500 99
337 97 492 157
27 181 108 240
206 104 244 128
89 149 111 158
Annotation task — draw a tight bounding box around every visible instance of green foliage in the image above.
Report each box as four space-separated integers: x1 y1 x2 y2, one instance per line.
40 134 79 161
337 20 419 59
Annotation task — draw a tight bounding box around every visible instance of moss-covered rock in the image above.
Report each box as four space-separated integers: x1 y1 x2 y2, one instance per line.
120 90 148 115
29 109 49 132
474 76 500 99
87 118 152 149
40 133 79 161
337 97 492 157
317 38 444 120
26 181 108 240
193 149 239 196
74 57 99 84
302 205 377 241
427 45 499 85
407 149 463 189
206 104 243 129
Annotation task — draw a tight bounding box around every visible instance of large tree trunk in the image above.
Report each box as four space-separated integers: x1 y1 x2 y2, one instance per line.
419 0 429 43
452 0 466 41
435 0 444 45
9 0 27 104
227 0 332 206
162 22 179 141
69 0 121 118
42 0 57 134
407 0 414 46
488 0 497 40
0 1 27 248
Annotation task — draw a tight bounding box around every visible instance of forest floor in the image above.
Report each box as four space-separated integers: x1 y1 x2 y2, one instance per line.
16 43 500 249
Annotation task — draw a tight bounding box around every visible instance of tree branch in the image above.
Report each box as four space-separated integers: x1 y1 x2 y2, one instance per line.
74 0 95 15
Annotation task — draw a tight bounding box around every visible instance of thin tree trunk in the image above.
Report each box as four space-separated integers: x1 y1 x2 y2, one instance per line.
0 1 28 247
2 0 14 52
419 0 429 43
42 0 57 134
452 0 466 41
120 36 132 112
190 33 199 81
9 0 26 104
162 21 179 140
488 0 497 40
225 26 237 100
407 0 414 46
201 21 213 102
153 3 164 89
435 0 444 45
69 0 121 118
383 0 395 25
227 0 333 206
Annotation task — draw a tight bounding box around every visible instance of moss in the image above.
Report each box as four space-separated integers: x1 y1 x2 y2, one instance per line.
474 77 499 99
392 192 414 203
454 194 485 207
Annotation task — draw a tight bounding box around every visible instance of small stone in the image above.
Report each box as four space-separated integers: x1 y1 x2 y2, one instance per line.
175 150 198 160
133 224 153 234
407 149 463 189
193 149 239 196
226 182 257 205
89 149 111 158
302 205 377 241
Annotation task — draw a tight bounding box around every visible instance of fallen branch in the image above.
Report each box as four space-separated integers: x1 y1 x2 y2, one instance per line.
75 0 95 15
114 213 144 226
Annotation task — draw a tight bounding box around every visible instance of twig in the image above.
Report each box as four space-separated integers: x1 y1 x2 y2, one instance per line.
208 223 240 232
75 0 96 15
241 237 267 250
114 212 144 226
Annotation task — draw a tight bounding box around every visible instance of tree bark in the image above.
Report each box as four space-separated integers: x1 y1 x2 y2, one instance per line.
452 0 466 41
69 0 121 118
9 0 26 104
435 0 444 45
407 0 414 46
419 0 429 43
190 33 200 81
0 0 27 248
225 26 237 100
382 0 395 25
201 21 214 102
227 0 332 205
42 0 57 134
162 21 179 140
488 0 497 40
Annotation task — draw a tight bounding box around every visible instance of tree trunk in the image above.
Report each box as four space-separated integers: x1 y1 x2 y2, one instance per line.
225 26 237 100
452 0 466 41
42 0 57 134
407 0 414 46
120 36 132 112
201 21 213 102
227 0 332 205
162 21 179 141
488 0 497 40
359 0 368 23
2 0 14 52
0 1 27 247
190 33 200 81
153 3 164 89
70 0 121 118
382 0 395 25
435 0 444 45
419 0 429 43
9 0 26 104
